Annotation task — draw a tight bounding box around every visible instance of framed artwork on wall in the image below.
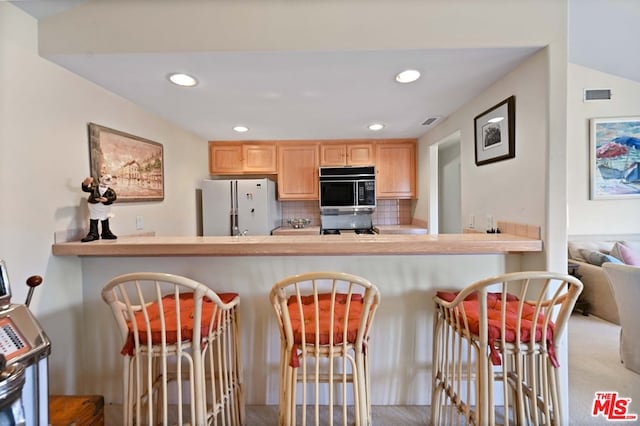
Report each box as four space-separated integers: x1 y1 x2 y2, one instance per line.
88 123 164 202
590 116 640 200
474 96 516 166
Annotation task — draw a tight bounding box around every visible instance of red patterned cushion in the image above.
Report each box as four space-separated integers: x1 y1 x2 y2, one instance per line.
286 293 364 367
121 292 238 356
436 291 557 367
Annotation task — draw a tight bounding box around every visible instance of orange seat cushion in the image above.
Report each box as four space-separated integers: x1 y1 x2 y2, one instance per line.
436 291 558 367
121 292 238 356
286 293 365 367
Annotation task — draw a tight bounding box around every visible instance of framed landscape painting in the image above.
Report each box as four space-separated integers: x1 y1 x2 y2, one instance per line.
88 123 164 202
590 116 640 200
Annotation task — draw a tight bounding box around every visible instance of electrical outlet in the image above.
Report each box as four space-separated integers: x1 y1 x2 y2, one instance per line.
136 216 144 230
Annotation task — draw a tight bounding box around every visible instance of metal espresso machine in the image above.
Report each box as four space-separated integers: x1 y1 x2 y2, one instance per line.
0 260 50 425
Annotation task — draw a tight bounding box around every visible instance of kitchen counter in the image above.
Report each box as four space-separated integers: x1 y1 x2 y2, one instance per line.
51 232 541 257
271 226 320 236
374 225 428 235
56 223 544 408
272 225 428 235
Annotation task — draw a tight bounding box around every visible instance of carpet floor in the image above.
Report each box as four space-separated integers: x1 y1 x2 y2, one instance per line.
567 313 639 425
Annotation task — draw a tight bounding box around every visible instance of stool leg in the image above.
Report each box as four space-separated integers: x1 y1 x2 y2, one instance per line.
355 352 369 426
278 346 288 425
284 362 295 426
234 308 246 425
364 354 372 425
123 358 130 426
194 344 205 426
430 311 442 425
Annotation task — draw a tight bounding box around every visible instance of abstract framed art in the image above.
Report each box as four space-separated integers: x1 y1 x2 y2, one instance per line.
88 123 164 202
474 96 516 166
590 116 640 200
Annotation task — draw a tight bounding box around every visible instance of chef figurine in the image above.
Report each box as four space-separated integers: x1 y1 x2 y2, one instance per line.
81 174 118 242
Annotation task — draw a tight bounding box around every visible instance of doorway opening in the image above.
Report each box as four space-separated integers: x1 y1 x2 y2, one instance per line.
429 131 461 234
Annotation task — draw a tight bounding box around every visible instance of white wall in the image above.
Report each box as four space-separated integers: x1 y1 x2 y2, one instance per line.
418 49 549 241
0 3 208 393
567 63 640 235
39 0 566 54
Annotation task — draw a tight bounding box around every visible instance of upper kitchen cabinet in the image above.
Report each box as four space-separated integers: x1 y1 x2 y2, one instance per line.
208 142 277 174
277 142 319 200
375 139 417 199
347 143 375 165
243 144 277 173
319 141 374 166
209 143 242 174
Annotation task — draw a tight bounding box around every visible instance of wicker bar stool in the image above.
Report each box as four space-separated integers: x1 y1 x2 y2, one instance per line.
101 272 244 425
431 271 583 425
270 271 380 426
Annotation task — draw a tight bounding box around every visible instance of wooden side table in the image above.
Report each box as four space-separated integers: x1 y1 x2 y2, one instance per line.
49 395 104 426
568 262 590 316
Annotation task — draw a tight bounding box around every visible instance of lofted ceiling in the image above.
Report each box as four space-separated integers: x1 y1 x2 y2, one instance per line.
10 0 638 141
568 0 640 85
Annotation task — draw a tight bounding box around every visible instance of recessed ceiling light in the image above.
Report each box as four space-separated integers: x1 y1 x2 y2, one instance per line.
168 73 198 87
395 69 421 84
368 123 385 131
233 125 249 133
488 117 504 123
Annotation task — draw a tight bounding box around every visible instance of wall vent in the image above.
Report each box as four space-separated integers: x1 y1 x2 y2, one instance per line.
422 116 441 126
584 89 612 102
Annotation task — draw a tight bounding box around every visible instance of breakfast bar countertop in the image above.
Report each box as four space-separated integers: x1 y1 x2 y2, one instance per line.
51 232 542 257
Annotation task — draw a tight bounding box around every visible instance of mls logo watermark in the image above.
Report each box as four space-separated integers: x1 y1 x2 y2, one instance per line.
592 392 638 421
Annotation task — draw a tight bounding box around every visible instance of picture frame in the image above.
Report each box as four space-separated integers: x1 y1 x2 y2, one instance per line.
88 123 164 202
474 96 516 166
589 116 640 200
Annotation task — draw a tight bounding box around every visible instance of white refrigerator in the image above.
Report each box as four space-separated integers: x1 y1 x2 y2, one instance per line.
202 178 281 236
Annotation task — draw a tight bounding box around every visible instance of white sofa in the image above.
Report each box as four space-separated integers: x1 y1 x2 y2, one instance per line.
567 236 640 325
603 263 640 374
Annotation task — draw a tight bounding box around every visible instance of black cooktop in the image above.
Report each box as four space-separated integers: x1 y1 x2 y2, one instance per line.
321 228 376 235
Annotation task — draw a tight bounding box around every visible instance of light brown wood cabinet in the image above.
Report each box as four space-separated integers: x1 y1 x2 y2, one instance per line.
208 142 276 174
319 141 374 166
208 139 415 200
277 142 319 200
375 140 416 199
243 144 277 173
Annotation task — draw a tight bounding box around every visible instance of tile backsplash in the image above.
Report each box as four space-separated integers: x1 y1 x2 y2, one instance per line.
280 201 321 226
374 199 413 225
280 199 412 227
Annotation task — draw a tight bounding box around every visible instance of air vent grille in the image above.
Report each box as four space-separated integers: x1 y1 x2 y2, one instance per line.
584 89 612 101
422 116 441 126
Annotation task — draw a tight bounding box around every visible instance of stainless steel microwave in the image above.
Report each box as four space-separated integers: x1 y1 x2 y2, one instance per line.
319 166 376 212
